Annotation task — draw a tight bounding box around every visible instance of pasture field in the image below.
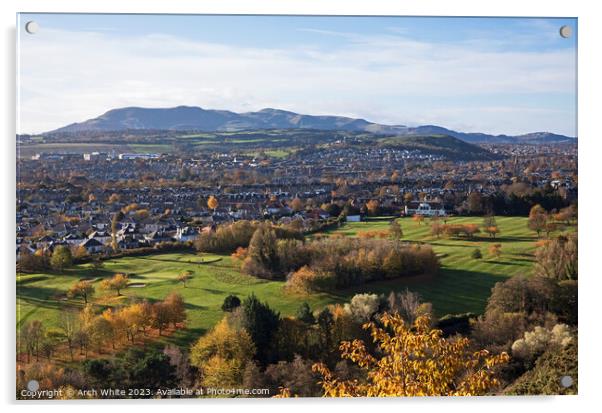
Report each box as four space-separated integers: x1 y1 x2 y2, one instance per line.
17 216 568 345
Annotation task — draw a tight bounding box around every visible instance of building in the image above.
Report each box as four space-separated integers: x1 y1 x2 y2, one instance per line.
118 153 160 160
404 202 446 217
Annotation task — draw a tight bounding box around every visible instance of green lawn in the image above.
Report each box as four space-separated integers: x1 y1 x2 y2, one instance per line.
320 216 573 316
17 216 569 346
17 253 340 346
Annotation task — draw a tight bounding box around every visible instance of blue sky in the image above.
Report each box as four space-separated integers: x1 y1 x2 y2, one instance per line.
17 14 577 135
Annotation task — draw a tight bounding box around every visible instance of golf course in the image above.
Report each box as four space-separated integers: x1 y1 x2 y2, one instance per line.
17 216 564 345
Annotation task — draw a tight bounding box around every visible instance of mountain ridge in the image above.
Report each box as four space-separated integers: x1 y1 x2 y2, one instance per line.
46 106 576 144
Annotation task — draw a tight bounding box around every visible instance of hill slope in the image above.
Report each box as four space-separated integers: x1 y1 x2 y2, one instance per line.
46 106 575 144
378 135 500 161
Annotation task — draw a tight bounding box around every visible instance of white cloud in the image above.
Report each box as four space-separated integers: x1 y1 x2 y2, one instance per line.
17 27 576 135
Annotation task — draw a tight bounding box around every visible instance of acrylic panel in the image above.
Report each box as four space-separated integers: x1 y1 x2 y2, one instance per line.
16 13 578 399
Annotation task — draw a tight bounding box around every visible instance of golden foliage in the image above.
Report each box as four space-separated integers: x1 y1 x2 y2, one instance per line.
207 195 219 211
305 313 508 397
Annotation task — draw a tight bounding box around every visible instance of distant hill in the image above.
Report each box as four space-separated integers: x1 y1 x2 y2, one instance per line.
378 135 501 161
46 106 576 144
49 106 407 135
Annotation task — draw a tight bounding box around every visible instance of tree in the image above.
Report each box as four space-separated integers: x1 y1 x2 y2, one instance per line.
207 195 219 212
488 243 502 259
101 273 128 296
303 313 509 397
431 221 444 239
344 293 381 323
290 197 304 212
50 245 72 272
365 200 380 216
295 302 315 324
176 270 192 287
528 204 548 237
468 192 483 214
388 220 403 240
412 214 424 225
222 294 242 312
164 292 186 328
242 294 280 364
19 320 44 362
58 311 78 361
151 302 171 336
471 248 483 259
67 280 95 304
534 234 578 281
244 223 279 277
126 349 179 391
190 317 255 388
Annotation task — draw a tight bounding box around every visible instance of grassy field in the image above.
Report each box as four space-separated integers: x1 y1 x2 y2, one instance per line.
321 216 555 316
17 253 341 346
17 216 567 345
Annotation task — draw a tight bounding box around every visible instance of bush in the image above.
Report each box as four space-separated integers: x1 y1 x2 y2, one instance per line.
222 295 241 312
471 249 482 259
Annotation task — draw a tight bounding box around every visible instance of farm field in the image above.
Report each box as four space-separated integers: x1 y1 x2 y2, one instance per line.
16 216 570 345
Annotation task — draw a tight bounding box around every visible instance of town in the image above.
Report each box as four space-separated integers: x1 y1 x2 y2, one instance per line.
16 140 577 258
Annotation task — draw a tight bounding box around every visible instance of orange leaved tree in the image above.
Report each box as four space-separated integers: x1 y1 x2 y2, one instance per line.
305 313 509 397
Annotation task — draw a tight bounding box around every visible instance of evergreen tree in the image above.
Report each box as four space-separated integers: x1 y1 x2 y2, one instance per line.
295 302 315 324
242 294 280 365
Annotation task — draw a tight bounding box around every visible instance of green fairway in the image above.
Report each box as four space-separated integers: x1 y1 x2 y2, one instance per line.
17 253 341 346
320 216 573 315
17 216 570 345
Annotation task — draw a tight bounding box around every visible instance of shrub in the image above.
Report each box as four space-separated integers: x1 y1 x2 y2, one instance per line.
222 295 242 312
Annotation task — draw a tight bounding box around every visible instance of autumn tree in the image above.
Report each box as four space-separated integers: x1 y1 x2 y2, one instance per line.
58 311 78 361
468 192 483 214
243 223 279 277
388 220 403 240
488 243 502 259
290 197 304 212
151 302 171 336
528 204 548 237
177 270 192 287
107 193 121 204
412 214 424 226
365 200 380 216
19 320 44 362
50 245 72 272
207 195 219 213
483 215 500 238
164 292 186 328
304 313 509 397
190 317 255 388
101 273 128 296
431 221 444 239
534 233 578 281
67 280 95 304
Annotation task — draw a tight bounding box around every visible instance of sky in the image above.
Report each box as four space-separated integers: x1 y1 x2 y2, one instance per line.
17 14 577 136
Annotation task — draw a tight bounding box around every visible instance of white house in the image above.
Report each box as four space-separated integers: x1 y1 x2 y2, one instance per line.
404 202 446 217
175 226 198 242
